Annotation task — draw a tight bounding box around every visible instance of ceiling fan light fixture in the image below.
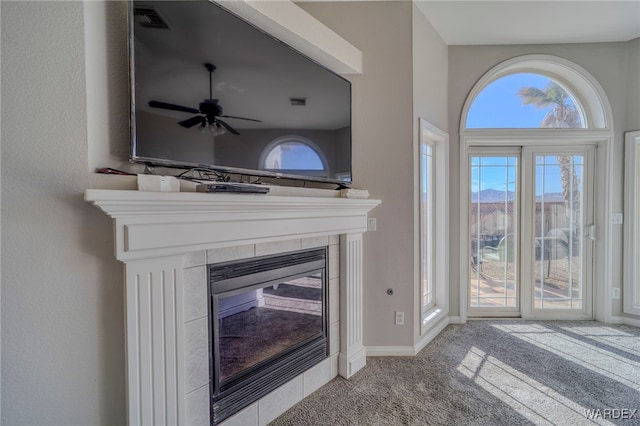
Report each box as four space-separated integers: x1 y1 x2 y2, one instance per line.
209 122 226 136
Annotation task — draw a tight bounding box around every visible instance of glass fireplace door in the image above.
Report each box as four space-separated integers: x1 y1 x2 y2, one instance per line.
214 271 326 384
208 248 329 424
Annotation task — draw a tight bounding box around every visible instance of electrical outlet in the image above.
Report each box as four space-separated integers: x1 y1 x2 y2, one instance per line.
612 213 623 225
367 218 377 231
612 287 620 299
394 311 404 325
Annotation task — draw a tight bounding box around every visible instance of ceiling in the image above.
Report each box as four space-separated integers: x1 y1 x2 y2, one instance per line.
413 1 640 45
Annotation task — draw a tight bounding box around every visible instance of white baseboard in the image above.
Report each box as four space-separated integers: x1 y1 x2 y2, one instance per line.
448 316 462 324
608 315 625 324
623 316 640 328
365 315 450 357
414 314 449 354
594 315 640 328
365 346 416 356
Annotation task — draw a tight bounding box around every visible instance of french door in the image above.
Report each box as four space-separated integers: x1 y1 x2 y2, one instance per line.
468 145 595 319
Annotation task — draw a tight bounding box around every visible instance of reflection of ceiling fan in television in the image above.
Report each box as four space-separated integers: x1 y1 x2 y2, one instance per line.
148 63 261 136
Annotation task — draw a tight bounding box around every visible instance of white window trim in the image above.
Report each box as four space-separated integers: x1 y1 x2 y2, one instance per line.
416 119 449 339
458 55 614 324
624 131 640 316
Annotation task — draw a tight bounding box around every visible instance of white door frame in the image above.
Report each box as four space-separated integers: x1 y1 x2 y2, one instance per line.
457 54 615 324
459 131 613 323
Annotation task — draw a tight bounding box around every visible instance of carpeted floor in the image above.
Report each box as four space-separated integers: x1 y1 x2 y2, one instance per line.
271 320 640 425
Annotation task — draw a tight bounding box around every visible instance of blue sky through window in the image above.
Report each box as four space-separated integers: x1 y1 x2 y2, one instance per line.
467 73 581 129
468 74 584 196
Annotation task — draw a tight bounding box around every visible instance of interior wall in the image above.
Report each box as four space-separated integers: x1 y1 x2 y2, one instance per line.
411 3 449 341
300 1 416 347
412 4 448 132
447 41 634 319
1 1 129 424
627 38 640 132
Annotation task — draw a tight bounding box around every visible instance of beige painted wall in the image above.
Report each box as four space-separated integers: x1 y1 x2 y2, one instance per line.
1 2 129 424
411 3 449 344
447 41 639 318
301 2 448 347
412 4 448 132
300 1 415 346
627 38 640 131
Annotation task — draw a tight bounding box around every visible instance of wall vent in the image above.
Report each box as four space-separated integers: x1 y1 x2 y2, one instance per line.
134 7 170 30
290 97 307 106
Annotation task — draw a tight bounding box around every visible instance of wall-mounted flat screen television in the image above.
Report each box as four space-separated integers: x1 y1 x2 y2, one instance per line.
130 0 352 184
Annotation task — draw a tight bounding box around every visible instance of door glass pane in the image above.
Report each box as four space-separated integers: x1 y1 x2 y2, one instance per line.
469 156 518 308
534 155 584 309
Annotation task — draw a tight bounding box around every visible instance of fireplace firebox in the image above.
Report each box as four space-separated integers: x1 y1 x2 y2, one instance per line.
208 248 329 424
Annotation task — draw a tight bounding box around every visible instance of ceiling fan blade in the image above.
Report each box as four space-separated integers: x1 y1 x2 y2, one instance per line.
178 115 206 128
219 114 262 123
216 119 240 135
149 100 200 114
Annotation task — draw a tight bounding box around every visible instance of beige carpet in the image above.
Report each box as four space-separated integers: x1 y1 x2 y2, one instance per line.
271 320 640 425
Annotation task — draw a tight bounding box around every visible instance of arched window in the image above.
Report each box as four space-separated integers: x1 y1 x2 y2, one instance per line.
467 73 586 129
260 136 326 171
461 55 611 131
459 55 614 323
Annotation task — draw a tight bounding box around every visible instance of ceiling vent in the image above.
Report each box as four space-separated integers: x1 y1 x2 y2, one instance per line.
134 7 170 30
290 97 307 106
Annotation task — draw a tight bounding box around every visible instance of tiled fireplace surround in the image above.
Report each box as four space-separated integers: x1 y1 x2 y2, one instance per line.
184 236 339 425
85 189 380 426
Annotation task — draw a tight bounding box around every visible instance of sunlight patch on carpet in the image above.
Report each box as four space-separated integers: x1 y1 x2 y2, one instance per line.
492 324 640 392
457 345 614 425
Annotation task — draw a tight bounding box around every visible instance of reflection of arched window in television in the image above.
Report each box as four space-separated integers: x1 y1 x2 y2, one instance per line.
261 136 326 171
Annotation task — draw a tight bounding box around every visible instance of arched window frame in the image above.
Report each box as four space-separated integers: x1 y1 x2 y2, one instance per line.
458 54 615 324
461 55 612 133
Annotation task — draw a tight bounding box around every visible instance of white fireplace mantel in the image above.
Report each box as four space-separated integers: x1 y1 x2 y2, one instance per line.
85 189 380 425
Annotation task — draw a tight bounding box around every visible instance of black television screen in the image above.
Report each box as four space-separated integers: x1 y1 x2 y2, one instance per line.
130 0 352 184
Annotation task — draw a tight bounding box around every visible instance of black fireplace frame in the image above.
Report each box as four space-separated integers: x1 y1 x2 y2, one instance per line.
208 248 329 425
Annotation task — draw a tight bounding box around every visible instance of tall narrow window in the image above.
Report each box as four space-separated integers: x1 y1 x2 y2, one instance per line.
625 131 640 316
420 141 435 315
418 119 449 334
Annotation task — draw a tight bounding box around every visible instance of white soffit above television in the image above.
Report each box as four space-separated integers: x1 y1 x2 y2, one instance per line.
216 0 362 74
414 1 640 45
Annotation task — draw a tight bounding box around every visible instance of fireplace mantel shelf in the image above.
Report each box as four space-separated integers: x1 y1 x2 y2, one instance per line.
85 188 380 425
85 189 380 261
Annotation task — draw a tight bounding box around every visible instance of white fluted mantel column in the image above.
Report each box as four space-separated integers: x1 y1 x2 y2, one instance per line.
124 256 186 426
339 233 366 378
85 189 380 425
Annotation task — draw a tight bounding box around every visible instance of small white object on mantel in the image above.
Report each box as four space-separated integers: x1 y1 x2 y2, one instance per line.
340 188 370 199
137 174 180 192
